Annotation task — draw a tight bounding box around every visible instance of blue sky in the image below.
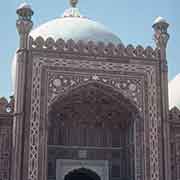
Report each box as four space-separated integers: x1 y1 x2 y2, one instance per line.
0 0 179 98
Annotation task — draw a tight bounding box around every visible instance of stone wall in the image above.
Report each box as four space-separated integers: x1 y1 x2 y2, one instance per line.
0 97 14 180
169 107 180 180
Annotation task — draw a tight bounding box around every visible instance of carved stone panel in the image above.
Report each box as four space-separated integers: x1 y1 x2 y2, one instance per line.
27 52 160 180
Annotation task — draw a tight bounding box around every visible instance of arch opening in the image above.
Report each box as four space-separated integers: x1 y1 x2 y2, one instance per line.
47 82 136 180
64 168 101 180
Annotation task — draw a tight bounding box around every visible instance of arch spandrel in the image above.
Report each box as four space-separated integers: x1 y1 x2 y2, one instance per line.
49 81 138 114
47 75 142 115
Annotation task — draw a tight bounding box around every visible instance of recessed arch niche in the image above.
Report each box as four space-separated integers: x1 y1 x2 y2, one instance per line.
47 82 139 180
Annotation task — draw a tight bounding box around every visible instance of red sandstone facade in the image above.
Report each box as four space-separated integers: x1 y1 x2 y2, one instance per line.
0 2 179 180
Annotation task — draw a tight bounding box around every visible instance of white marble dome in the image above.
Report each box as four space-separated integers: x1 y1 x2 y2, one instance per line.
169 74 180 109
30 11 122 45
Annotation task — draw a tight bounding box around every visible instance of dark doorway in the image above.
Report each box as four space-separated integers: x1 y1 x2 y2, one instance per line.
64 168 101 180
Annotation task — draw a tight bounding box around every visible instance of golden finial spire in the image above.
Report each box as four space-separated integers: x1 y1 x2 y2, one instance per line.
69 0 78 8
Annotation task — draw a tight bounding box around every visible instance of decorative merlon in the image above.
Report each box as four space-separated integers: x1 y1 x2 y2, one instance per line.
29 36 160 60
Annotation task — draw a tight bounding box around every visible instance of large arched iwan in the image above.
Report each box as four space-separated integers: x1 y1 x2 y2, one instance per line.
47 82 140 180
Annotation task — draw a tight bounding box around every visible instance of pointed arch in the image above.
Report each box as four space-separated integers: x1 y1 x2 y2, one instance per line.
48 82 138 131
47 81 138 180
49 81 138 114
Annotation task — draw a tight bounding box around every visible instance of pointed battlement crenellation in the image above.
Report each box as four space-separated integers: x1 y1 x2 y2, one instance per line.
29 36 160 60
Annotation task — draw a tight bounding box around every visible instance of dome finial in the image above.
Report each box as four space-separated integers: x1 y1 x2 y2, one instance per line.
69 0 78 8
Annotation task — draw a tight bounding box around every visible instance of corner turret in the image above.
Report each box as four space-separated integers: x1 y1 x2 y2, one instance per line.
153 16 170 60
16 2 34 49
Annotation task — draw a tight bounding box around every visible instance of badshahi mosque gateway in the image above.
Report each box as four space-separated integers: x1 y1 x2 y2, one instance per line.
0 1 180 180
